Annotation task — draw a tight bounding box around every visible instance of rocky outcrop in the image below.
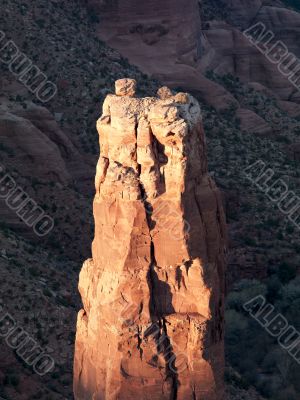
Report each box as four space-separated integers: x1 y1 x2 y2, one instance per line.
200 16 300 102
74 79 227 399
0 100 72 184
0 98 94 250
200 3 300 103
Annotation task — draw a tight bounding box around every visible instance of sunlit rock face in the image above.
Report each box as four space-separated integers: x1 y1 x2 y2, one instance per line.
73 79 227 400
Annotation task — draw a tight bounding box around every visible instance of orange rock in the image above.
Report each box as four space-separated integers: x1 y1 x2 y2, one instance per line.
115 78 137 97
74 80 227 400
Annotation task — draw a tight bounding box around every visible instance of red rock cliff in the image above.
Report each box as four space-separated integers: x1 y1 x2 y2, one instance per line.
74 79 227 399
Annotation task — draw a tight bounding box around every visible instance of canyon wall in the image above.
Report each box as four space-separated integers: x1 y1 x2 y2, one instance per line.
89 0 300 109
89 0 236 111
74 79 227 399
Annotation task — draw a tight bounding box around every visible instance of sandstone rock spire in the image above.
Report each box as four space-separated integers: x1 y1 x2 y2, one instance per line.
74 78 227 400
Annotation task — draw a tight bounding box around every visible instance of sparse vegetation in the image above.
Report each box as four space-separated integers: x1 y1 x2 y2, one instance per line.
226 278 300 399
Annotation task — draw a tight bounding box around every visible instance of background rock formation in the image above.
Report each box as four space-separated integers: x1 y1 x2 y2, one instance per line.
91 0 300 116
1 0 300 398
74 79 227 399
92 0 235 111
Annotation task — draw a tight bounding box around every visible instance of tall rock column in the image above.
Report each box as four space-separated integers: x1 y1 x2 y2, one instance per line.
74 79 227 400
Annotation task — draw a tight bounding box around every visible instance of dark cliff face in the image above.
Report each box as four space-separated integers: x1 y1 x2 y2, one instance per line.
90 0 300 106
93 0 202 73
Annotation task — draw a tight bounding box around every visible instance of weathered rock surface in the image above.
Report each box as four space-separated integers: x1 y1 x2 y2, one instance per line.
74 79 227 399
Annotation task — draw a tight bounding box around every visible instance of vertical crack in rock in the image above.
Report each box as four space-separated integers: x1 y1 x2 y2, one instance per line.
161 318 179 400
74 79 227 400
145 199 179 400
147 229 179 400
147 241 157 318
193 184 210 260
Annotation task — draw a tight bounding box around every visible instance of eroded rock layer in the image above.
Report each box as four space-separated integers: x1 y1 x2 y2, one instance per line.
74 79 227 400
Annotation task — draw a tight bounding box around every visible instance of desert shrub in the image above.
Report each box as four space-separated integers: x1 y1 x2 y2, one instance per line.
277 262 297 284
226 278 300 397
282 0 300 11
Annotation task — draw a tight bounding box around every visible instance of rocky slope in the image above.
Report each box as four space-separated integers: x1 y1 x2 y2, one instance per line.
200 1 300 103
0 1 159 399
74 79 227 399
90 0 236 111
0 0 160 263
0 227 78 400
91 0 300 133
